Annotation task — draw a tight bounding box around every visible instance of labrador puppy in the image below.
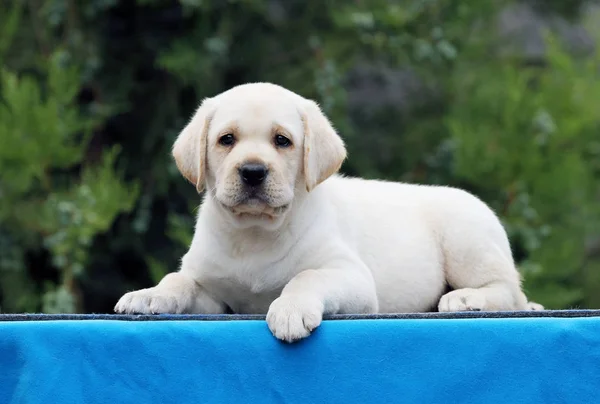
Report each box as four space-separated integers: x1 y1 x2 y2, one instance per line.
115 83 543 342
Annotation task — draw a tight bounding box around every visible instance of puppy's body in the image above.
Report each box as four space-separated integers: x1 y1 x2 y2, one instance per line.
115 82 541 342
185 175 521 314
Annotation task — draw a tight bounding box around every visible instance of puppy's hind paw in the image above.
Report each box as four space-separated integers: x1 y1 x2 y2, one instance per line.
438 288 486 312
526 301 544 311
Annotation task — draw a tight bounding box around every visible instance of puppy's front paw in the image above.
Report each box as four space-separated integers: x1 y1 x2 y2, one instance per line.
266 295 324 343
438 288 486 312
114 288 187 314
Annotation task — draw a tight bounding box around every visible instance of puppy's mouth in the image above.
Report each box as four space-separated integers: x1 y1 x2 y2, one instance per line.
221 197 289 220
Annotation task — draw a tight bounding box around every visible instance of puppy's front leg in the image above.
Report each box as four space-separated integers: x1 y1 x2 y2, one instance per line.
267 267 378 342
114 272 226 315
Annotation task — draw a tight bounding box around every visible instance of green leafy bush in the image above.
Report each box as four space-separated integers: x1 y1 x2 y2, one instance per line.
0 0 598 313
447 36 600 308
0 55 138 313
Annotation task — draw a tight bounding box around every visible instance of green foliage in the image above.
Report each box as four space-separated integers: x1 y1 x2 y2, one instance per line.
0 59 88 203
41 147 139 312
447 35 600 308
0 51 138 312
0 0 598 312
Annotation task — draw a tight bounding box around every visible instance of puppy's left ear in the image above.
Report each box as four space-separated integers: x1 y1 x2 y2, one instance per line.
172 98 216 193
301 100 347 192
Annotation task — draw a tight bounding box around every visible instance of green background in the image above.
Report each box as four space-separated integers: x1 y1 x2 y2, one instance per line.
1 0 599 313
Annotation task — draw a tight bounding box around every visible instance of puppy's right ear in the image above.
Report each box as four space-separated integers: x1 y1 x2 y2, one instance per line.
172 98 215 193
301 100 347 192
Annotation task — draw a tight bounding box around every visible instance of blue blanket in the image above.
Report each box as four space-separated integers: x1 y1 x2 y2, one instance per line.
2 311 600 403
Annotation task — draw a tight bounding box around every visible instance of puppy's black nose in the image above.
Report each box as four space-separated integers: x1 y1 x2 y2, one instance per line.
239 163 268 187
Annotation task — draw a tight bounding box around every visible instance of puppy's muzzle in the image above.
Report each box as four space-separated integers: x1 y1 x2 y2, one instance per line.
239 163 268 187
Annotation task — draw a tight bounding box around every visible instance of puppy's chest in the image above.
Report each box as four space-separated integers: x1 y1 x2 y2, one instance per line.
200 261 297 314
211 279 282 314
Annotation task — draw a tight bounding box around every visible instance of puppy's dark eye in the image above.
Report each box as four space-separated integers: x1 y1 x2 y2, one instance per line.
274 134 292 148
219 134 235 146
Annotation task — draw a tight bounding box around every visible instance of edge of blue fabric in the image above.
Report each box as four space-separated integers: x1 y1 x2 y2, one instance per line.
2 311 600 403
1 309 600 321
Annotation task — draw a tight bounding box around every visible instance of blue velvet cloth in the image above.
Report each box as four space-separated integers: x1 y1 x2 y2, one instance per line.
2 312 600 403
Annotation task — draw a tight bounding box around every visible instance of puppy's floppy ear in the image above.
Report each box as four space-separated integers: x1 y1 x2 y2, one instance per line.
172 98 215 193
301 100 347 192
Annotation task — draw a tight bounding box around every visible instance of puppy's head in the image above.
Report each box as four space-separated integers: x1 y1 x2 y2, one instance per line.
172 83 346 229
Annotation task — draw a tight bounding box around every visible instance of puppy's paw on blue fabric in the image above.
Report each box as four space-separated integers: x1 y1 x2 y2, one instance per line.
114 289 187 314
527 301 545 311
438 288 487 312
266 295 324 343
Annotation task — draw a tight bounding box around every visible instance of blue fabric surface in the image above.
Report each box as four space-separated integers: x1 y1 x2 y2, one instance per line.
2 315 600 403
3 309 600 321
